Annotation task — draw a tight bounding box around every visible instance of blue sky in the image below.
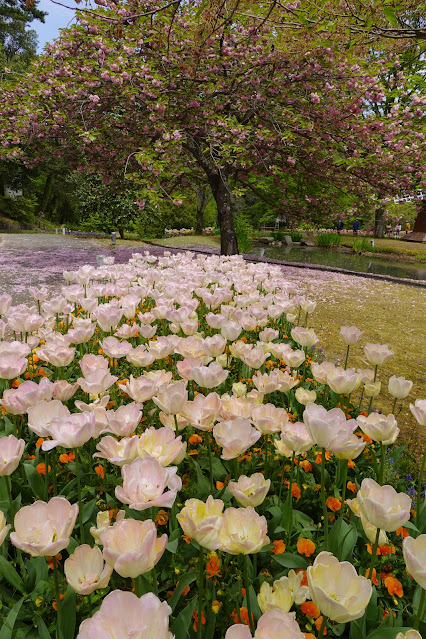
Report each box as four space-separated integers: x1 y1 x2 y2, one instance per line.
32 0 81 52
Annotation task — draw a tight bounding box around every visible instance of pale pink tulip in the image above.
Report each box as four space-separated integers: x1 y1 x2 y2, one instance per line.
402 534 426 590
78 369 118 395
409 399 426 426
303 403 358 452
220 395 255 420
101 336 132 359
251 371 280 394
138 427 186 466
37 345 75 367
101 403 142 437
101 518 167 578
0 378 53 415
191 361 228 389
229 474 270 507
42 411 95 450
80 354 109 377
388 375 413 400
240 345 270 369
76 590 173 639
153 381 188 415
181 392 221 431
225 610 305 639
126 345 155 368
65 544 113 595
364 343 394 366
357 413 399 445
177 496 224 550
219 507 269 554
339 326 364 345
52 379 79 402
0 435 25 476
27 399 70 437
357 478 411 532
311 361 336 385
213 418 261 460
90 509 125 545
94 436 140 467
115 457 181 511
251 404 287 434
10 497 78 557
0 512 10 547
118 375 158 403
290 327 319 348
280 422 314 455
0 354 27 380
326 367 359 395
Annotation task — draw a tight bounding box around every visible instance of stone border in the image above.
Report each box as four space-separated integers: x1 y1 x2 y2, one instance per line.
142 240 426 289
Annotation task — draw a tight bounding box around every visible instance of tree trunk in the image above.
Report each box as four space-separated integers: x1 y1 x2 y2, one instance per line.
118 224 125 239
39 173 54 221
374 206 385 238
413 199 426 233
195 186 210 235
207 173 238 255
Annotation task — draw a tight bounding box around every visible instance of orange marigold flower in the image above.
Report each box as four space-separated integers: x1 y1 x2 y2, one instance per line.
59 454 70 463
315 616 327 635
206 554 221 579
182 585 190 596
189 434 203 445
188 450 199 456
379 544 395 556
95 464 105 479
291 483 301 499
315 451 332 464
347 460 355 469
12 379 21 388
216 481 225 489
155 510 169 526
297 538 316 557
272 540 286 555
384 575 403 598
396 527 409 538
230 609 240 624
326 497 341 512
304 634 317 639
36 463 51 475
35 438 44 448
301 601 320 618
300 460 312 472
182 534 192 544
347 481 357 493
362 433 373 443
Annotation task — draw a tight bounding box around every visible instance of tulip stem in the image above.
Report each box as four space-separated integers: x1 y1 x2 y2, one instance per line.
45 451 50 500
391 397 397 415
74 448 85 544
53 556 63 639
378 444 386 485
414 587 425 630
317 614 328 638
5 475 15 523
205 432 213 491
416 451 426 528
367 366 378 414
339 461 348 520
368 527 381 579
344 345 350 370
243 554 255 636
51 453 58 496
320 448 328 551
197 546 204 639
287 452 295 543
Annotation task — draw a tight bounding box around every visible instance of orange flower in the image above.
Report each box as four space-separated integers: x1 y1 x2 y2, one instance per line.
272 540 286 555
362 433 373 443
301 601 320 618
36 463 51 475
12 379 21 388
52 594 65 611
326 497 341 512
300 460 312 472
47 554 62 570
216 481 225 489
379 544 395 556
182 534 192 544
347 460 355 469
291 483 301 499
396 526 409 538
304 634 317 639
315 451 332 464
238 607 254 627
155 510 169 526
35 438 44 448
297 569 308 586
297 538 316 557
182 585 190 596
206 554 221 579
189 434 203 445
315 616 327 635
95 464 105 479
384 575 403 598
192 610 206 632
347 481 357 493
59 453 71 463
365 567 379 586
188 450 199 456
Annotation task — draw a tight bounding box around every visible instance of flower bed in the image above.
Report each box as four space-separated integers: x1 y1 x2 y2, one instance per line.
0 251 424 639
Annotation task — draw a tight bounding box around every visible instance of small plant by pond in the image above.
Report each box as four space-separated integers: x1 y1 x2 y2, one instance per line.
353 237 372 252
316 232 341 247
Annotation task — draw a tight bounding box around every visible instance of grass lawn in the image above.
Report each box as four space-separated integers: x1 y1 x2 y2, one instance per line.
338 235 426 261
149 234 221 249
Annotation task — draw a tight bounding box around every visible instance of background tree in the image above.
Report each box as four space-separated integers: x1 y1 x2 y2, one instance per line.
0 1 425 252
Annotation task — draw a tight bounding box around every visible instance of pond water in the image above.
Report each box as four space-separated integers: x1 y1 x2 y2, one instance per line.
251 245 426 282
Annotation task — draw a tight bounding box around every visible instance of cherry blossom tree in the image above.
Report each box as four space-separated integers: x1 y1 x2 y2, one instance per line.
1 0 425 253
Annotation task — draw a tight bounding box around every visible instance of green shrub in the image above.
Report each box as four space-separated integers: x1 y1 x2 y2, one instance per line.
234 213 253 253
272 231 284 241
316 232 341 247
353 237 371 252
290 232 303 242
